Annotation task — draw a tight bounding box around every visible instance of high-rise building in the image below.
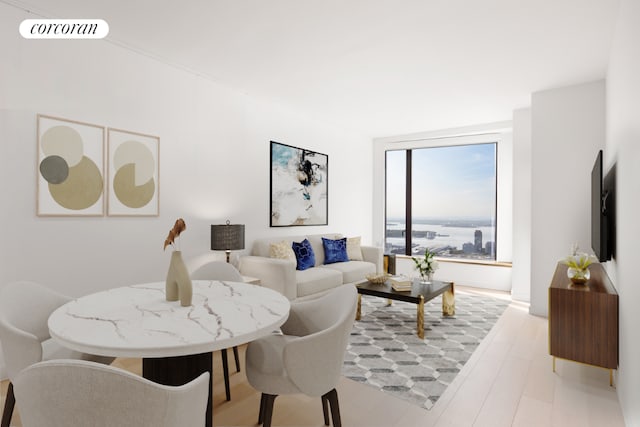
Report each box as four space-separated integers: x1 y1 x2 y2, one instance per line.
486 241 495 257
474 230 483 252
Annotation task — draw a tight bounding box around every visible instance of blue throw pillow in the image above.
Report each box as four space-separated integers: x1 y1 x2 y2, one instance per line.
322 237 349 264
292 238 316 271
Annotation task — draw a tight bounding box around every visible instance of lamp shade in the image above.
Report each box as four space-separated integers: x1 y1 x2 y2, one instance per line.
211 223 245 251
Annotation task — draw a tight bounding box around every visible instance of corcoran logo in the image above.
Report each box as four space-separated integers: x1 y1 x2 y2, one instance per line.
19 19 109 39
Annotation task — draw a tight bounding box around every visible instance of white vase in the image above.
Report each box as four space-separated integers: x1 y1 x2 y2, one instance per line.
419 272 433 284
166 250 193 306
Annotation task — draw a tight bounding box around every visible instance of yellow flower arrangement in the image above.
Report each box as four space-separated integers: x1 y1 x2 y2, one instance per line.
562 243 597 270
562 244 597 284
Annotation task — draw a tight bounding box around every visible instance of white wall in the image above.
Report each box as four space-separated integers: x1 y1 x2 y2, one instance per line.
606 0 640 424
0 4 373 377
529 80 606 317
511 108 532 302
393 257 513 292
373 122 513 291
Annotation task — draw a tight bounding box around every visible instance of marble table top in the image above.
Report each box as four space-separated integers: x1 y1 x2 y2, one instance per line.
48 280 290 358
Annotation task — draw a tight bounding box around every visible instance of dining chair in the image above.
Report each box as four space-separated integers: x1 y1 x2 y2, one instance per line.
190 261 244 401
0 281 114 427
13 359 209 427
245 284 358 427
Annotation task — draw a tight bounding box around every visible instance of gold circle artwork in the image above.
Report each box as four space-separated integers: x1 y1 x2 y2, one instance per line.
112 140 155 208
40 125 103 210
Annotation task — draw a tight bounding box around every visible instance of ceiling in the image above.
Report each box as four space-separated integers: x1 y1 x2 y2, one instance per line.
12 0 620 137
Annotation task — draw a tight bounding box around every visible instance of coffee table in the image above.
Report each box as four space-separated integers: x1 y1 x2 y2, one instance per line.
355 279 455 339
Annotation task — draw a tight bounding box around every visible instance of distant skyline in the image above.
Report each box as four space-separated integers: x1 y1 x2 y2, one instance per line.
387 217 495 225
386 143 497 219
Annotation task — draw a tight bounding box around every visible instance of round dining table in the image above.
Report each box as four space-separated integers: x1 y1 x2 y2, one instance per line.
48 280 290 427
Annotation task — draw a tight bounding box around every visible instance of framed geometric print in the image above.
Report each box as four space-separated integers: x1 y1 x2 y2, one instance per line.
37 114 105 216
107 128 159 216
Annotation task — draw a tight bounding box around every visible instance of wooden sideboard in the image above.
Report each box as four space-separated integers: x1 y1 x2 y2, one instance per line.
548 262 618 384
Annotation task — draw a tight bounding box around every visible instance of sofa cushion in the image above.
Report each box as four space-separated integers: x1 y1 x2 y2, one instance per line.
307 234 342 266
322 237 349 264
321 261 376 284
251 235 304 257
292 238 316 271
269 240 296 261
347 236 364 261
296 268 343 298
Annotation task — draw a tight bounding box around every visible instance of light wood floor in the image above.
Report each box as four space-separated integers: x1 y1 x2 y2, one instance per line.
0 287 626 426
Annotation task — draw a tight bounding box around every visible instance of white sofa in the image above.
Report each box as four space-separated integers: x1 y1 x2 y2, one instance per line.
239 234 382 300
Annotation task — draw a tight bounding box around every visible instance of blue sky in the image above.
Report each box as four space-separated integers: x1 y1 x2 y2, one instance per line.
386 143 496 219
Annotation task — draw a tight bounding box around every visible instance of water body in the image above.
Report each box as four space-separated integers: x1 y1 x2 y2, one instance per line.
385 222 496 258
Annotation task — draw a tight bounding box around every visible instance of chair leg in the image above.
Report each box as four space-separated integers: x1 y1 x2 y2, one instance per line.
261 394 277 427
1 382 15 427
321 394 330 425
322 388 342 427
233 345 240 372
258 393 267 424
221 349 231 401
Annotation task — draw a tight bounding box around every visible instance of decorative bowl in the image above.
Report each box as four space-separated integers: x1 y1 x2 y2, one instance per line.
366 273 389 284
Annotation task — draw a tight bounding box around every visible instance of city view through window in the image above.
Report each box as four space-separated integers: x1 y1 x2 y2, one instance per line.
385 142 497 260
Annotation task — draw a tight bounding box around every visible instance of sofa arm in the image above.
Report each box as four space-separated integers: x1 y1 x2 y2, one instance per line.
361 245 383 273
238 256 297 300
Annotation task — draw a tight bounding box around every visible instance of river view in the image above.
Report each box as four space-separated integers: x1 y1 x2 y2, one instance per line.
386 219 496 260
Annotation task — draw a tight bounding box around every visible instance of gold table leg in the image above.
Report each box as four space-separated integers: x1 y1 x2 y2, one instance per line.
356 294 361 321
417 295 425 339
387 298 393 306
442 282 455 316
553 356 556 372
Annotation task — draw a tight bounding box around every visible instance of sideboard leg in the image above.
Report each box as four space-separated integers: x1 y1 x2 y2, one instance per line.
552 357 556 373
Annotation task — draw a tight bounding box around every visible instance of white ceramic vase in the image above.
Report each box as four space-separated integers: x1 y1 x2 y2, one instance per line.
166 250 193 306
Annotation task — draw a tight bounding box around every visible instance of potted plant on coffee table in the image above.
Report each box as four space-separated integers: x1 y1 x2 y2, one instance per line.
412 248 439 283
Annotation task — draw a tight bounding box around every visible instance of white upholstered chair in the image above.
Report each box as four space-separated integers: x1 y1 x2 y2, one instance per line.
190 261 244 401
0 281 114 427
245 284 358 427
13 359 209 427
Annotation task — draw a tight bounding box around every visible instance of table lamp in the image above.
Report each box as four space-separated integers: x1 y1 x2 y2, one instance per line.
211 220 245 263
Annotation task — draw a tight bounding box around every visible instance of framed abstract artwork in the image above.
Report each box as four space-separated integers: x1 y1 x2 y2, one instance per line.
107 128 159 216
37 114 105 216
270 141 328 226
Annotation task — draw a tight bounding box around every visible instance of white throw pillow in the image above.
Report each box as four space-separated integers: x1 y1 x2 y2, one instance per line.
347 236 364 261
269 240 296 261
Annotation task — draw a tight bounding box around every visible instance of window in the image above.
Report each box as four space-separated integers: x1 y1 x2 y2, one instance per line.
385 142 497 260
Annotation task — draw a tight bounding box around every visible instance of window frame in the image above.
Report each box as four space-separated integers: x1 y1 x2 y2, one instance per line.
384 137 499 261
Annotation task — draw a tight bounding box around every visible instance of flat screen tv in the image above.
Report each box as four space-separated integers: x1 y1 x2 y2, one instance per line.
592 150 615 262
591 150 605 261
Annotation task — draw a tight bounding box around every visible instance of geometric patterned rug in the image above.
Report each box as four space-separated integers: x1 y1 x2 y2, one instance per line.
342 291 509 410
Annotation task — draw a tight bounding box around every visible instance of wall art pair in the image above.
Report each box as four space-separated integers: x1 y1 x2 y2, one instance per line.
37 114 159 216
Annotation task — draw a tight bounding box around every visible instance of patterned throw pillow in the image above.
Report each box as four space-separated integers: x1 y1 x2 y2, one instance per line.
291 238 316 271
347 236 364 261
269 240 296 262
322 237 349 264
